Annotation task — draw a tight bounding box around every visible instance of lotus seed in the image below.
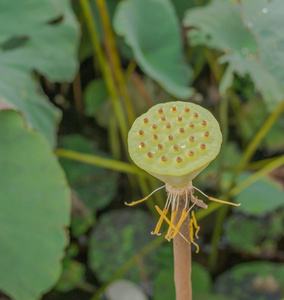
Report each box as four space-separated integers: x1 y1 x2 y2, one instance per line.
204 131 209 137
153 124 158 129
158 108 163 114
161 155 167 162
178 116 182 122
189 123 195 128
139 142 145 148
144 118 149 123
176 156 183 163
171 106 177 112
139 130 144 135
200 143 206 150
161 116 166 121
147 151 153 158
188 150 194 156
168 135 173 140
189 136 195 142
158 144 163 150
153 134 158 140
185 107 190 113
173 144 179 151
201 120 207 126
193 113 198 118
166 123 171 129
180 128 184 133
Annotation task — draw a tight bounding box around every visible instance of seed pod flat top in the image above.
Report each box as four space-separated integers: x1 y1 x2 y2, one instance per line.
128 101 222 186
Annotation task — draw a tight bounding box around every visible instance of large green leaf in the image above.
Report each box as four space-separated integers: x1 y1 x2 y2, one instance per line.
59 135 118 211
215 262 284 300
114 0 193 99
0 111 71 300
0 0 79 146
183 0 284 110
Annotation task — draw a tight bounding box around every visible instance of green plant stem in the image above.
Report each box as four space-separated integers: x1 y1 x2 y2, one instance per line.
209 100 284 269
55 149 143 176
203 48 224 82
91 235 165 300
79 0 128 146
232 100 284 185
95 0 136 124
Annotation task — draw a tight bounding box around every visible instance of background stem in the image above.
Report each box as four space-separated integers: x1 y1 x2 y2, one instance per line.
173 198 192 300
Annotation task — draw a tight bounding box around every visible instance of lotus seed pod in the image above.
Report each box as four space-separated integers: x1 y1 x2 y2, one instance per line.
128 101 222 186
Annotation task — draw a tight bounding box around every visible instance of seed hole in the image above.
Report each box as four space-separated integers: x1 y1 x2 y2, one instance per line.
200 143 206 150
173 144 179 151
179 127 184 133
158 144 163 150
204 131 209 137
158 108 163 114
139 142 145 148
171 106 177 112
189 123 195 128
166 123 171 129
201 120 207 126
185 107 190 113
139 130 144 135
189 136 195 142
168 135 173 141
193 113 198 118
178 116 182 122
176 156 183 163
153 134 158 140
161 155 167 162
147 152 153 158
152 124 158 129
144 118 149 123
161 116 166 121
188 150 194 156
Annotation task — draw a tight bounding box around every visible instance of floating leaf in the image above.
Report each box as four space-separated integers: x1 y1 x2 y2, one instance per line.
225 212 284 254
114 0 193 99
88 210 157 282
0 111 70 300
184 0 284 110
0 0 79 145
59 135 118 211
215 262 284 300
235 173 284 215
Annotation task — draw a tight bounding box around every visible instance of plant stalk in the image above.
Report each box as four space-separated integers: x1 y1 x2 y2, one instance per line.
173 197 192 300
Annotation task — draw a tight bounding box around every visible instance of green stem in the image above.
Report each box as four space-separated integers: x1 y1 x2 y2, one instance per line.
95 0 136 124
55 149 143 176
91 235 165 300
232 100 284 184
79 0 128 146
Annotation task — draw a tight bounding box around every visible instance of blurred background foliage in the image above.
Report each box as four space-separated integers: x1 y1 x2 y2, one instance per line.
0 0 284 299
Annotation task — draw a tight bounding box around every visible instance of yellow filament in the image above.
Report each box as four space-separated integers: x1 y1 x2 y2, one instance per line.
172 209 189 239
125 185 165 206
151 208 168 236
191 211 200 239
165 210 177 240
155 206 178 232
190 219 200 253
193 186 241 207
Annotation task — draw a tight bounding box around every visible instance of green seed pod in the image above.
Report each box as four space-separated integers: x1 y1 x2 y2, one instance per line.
128 101 222 186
